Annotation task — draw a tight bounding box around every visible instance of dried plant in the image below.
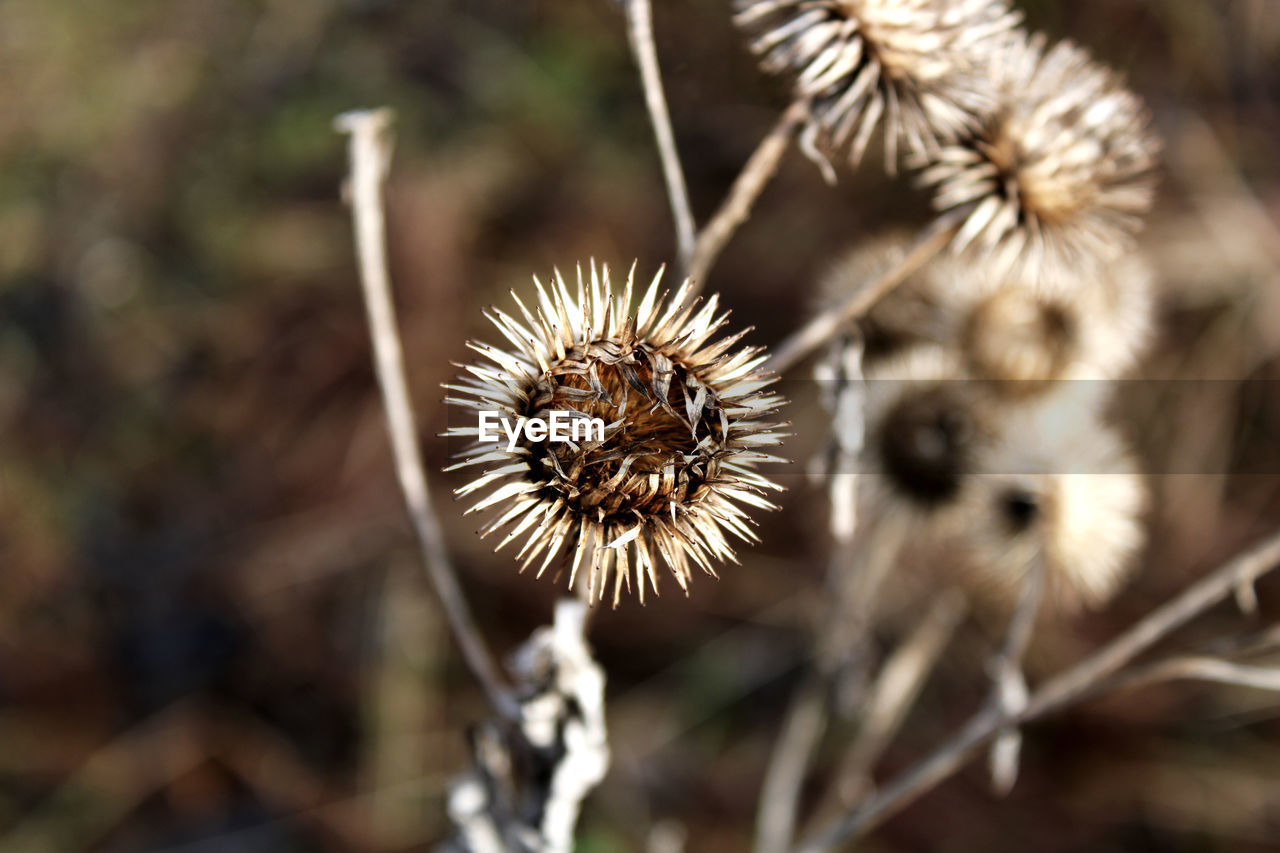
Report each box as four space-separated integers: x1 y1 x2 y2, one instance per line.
919 31 1161 278
446 263 787 605
327 5 1280 853
927 397 1148 611
444 601 608 853
816 233 956 361
825 234 1155 386
855 347 1146 611
859 346 989 514
960 251 1155 387
734 0 1021 173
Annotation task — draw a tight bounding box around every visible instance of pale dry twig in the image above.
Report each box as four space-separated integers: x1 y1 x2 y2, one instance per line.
755 670 828 853
812 591 967 821
335 108 515 719
766 210 966 374
987 556 1045 795
687 100 811 288
622 0 697 273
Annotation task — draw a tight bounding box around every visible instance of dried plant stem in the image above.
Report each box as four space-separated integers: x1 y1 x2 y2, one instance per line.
813 591 966 822
797 528 1280 852
756 523 900 853
624 0 696 272
1023 530 1280 719
755 672 829 853
816 514 905 676
987 558 1045 794
335 108 515 720
1102 655 1280 694
1199 623 1280 659
766 210 964 375
687 100 810 288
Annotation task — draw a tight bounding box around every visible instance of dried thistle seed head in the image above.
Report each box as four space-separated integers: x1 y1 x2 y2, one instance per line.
930 397 1147 611
920 32 1160 279
962 285 1074 389
860 347 999 512
444 263 787 606
962 252 1156 388
734 0 1021 173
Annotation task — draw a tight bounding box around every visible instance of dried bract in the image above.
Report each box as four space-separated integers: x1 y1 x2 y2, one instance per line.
920 32 1160 279
735 0 1021 173
445 263 786 605
934 398 1147 610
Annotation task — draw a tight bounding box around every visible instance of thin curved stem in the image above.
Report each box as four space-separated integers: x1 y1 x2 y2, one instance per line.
624 0 696 274
765 210 964 375
1023 529 1280 721
987 556 1044 794
336 108 516 721
806 592 965 829
1103 656 1280 694
688 100 809 289
755 673 829 853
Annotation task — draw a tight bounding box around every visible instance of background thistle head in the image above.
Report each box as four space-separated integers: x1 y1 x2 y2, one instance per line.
734 0 1022 175
919 31 1161 280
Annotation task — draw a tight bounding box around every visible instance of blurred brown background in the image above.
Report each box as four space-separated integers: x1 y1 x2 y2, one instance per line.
2 0 1280 850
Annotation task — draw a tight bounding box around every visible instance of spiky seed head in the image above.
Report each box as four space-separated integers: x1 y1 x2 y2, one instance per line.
962 286 1074 391
932 396 1147 610
860 346 998 511
962 251 1156 389
860 358 1146 611
444 263 787 606
853 346 999 614
920 32 1160 280
734 0 1021 174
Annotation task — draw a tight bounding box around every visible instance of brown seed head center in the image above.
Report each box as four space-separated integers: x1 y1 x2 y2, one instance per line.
525 349 725 523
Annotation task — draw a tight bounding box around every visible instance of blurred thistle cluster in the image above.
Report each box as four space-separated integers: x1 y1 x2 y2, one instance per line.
447 0 1162 617
735 0 1163 614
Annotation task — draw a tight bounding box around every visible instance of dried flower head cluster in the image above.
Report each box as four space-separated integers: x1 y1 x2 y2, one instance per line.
734 0 1021 171
920 32 1160 278
446 263 786 605
857 346 1146 610
813 224 1156 611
